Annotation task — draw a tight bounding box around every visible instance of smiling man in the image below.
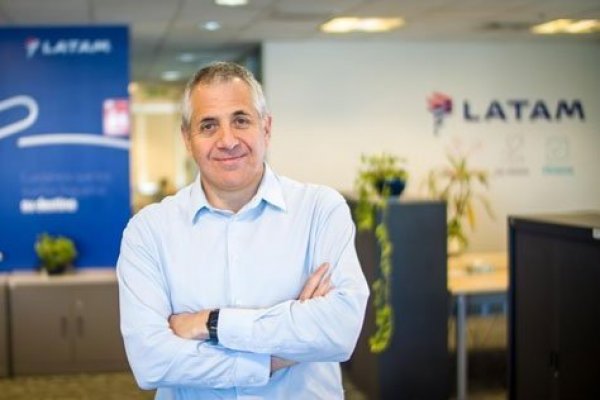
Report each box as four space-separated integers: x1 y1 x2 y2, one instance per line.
117 62 369 399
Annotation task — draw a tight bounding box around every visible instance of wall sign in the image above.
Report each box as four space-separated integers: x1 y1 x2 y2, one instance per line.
0 26 130 271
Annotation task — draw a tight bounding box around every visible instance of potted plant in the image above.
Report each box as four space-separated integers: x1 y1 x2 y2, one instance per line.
426 149 494 255
35 233 77 275
354 153 408 353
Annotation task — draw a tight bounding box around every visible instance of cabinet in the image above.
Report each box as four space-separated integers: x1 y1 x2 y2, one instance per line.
8 271 128 375
0 276 8 377
508 213 600 400
346 200 448 400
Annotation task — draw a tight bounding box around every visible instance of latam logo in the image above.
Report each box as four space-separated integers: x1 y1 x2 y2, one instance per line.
25 37 112 58
427 92 453 135
428 92 586 134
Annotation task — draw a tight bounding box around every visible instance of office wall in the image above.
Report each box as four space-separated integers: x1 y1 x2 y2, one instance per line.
263 41 600 251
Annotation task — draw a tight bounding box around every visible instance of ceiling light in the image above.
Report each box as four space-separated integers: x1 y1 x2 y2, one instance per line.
531 19 572 34
565 19 600 34
161 71 182 82
215 0 247 7
201 21 222 31
531 19 600 34
178 53 196 63
321 17 404 33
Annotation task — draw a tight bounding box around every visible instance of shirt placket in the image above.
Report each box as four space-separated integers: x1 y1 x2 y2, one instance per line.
226 215 241 308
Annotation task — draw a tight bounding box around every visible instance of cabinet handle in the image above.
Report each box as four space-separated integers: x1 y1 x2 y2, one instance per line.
76 315 84 337
60 316 68 338
549 351 560 378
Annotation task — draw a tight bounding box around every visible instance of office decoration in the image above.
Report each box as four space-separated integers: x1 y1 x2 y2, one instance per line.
354 153 408 353
0 26 130 271
35 233 77 275
426 148 493 254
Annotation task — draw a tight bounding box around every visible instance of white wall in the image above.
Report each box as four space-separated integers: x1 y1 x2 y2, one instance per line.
263 41 600 251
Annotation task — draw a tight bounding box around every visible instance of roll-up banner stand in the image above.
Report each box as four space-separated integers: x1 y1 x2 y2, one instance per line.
0 26 130 271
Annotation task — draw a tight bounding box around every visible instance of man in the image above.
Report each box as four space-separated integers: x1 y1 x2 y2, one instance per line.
117 61 369 399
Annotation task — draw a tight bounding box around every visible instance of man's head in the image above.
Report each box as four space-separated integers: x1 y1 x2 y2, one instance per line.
181 62 272 207
181 62 268 131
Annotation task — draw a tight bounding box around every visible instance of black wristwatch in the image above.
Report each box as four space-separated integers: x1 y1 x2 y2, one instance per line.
206 309 220 342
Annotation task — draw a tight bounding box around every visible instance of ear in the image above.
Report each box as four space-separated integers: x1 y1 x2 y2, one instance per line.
263 115 272 143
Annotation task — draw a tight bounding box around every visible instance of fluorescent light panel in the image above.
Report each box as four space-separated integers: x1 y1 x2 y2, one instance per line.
215 0 247 6
531 19 600 34
202 21 222 31
321 17 404 33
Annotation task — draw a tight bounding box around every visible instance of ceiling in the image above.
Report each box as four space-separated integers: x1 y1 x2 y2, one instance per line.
1 0 599 83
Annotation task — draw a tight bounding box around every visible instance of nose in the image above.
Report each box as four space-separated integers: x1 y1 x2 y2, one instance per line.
216 124 239 150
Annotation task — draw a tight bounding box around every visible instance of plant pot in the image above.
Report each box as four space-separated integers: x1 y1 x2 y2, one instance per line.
40 263 70 275
375 178 406 197
448 236 466 257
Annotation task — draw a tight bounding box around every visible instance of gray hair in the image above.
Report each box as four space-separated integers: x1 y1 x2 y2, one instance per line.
181 61 268 131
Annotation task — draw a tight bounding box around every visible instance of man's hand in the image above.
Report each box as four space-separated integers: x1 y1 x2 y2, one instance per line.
168 263 333 375
298 262 333 302
271 356 298 375
272 262 334 373
168 310 211 340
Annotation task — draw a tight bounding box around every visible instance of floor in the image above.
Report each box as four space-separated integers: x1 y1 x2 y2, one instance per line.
0 312 507 400
0 370 368 400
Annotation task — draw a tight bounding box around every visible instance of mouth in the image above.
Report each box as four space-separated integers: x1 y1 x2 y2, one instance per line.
213 154 247 163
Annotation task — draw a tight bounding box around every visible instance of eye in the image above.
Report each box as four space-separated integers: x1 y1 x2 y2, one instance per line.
233 115 251 129
199 121 218 135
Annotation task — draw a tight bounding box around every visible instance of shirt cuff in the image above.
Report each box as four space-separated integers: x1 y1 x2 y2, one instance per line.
218 308 259 351
233 351 270 387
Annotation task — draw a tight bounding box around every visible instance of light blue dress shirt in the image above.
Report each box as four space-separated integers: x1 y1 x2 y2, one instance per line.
117 164 369 399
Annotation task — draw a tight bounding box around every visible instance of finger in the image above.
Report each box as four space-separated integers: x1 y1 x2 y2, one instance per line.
313 274 332 298
304 263 329 299
298 262 329 301
298 263 328 300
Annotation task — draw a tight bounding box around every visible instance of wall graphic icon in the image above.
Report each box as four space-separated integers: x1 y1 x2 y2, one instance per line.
543 136 574 175
427 92 453 135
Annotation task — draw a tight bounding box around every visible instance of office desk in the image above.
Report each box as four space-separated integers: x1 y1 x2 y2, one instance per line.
448 252 508 400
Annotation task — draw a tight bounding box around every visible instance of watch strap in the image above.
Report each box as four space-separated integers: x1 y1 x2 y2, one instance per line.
206 309 220 342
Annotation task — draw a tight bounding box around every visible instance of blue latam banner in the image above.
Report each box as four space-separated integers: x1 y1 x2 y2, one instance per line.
0 26 130 271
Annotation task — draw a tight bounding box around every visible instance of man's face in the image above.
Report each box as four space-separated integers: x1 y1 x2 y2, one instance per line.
183 78 271 198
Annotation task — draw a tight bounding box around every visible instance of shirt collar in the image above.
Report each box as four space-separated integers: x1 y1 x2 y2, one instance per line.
188 163 287 222
256 163 287 212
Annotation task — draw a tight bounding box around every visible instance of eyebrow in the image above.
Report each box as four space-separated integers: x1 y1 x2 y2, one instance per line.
198 117 218 125
197 110 253 126
232 110 252 117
